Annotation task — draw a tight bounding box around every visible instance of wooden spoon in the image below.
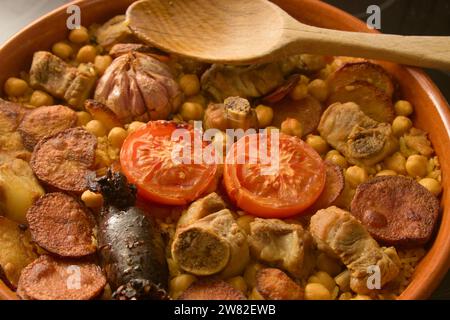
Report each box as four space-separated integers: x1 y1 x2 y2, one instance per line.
126 0 450 70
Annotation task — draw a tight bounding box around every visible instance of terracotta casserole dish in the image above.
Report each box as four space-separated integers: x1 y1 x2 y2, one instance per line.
0 0 449 300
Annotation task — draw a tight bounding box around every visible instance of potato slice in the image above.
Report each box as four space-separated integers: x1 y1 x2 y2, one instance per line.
0 158 44 224
327 81 394 123
307 161 345 212
178 279 246 300
271 96 323 136
0 217 38 288
84 99 123 130
327 62 395 98
18 105 77 150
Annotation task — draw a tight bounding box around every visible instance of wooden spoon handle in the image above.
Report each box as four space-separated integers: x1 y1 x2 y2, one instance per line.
282 26 450 70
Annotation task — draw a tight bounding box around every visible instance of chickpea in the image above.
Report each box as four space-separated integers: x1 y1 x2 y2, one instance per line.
308 271 336 293
169 274 197 299
94 55 113 75
81 190 103 208
180 102 204 121
384 152 406 174
325 152 348 168
352 295 372 300
406 154 428 177
30 90 54 107
304 283 331 300
392 116 412 136
345 166 368 188
76 45 97 63
376 169 397 177
299 75 310 85
339 292 353 300
334 270 350 292
307 79 328 102
255 104 274 127
69 26 89 44
236 215 255 234
289 83 308 101
306 135 329 154
316 253 341 276
179 74 200 96
52 42 73 60
127 121 146 133
394 100 413 116
76 111 92 126
419 178 442 196
249 288 265 300
4 77 29 97
227 276 248 293
243 263 263 288
85 120 107 137
108 127 128 148
281 118 303 137
186 94 207 107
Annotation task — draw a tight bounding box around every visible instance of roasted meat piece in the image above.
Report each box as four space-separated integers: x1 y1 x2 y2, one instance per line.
177 192 226 228
94 52 182 123
94 15 136 50
248 218 315 278
309 206 400 294
203 96 259 131
172 209 249 278
318 102 398 166
29 51 97 108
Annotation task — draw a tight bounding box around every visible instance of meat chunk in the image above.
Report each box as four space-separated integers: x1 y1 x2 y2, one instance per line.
248 218 315 278
18 105 77 150
256 268 304 300
177 192 226 228
94 15 136 50
318 102 398 166
172 209 249 278
29 51 97 108
309 206 400 294
351 176 440 247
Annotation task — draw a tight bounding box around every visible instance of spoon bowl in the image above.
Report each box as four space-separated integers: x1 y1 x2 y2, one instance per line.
127 0 450 69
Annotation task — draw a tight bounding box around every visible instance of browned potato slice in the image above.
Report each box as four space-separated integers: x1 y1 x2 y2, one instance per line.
327 62 395 98
30 127 97 193
307 161 345 212
178 279 246 300
17 255 106 300
0 217 38 288
271 96 323 136
84 99 123 130
27 193 97 257
18 105 77 150
327 81 394 123
256 268 304 300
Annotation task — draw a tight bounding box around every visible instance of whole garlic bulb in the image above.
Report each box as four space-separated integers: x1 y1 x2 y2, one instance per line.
95 52 182 124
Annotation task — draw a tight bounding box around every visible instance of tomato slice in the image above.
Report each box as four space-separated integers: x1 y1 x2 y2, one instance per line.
223 133 326 218
120 121 218 205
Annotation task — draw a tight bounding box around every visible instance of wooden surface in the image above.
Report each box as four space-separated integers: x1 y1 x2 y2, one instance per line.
127 0 450 70
0 0 448 300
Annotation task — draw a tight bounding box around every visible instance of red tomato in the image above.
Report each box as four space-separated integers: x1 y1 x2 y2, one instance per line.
120 121 218 205
223 133 326 218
